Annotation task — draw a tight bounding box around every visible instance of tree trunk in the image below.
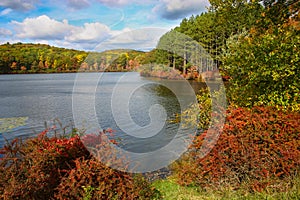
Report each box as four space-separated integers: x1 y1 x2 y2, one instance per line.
173 56 176 70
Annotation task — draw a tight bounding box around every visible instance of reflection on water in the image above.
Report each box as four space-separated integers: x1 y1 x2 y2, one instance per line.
0 72 205 151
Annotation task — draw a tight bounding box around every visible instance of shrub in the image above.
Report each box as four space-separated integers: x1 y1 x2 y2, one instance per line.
171 106 300 192
0 130 160 199
0 130 90 199
55 158 160 200
181 87 227 132
223 24 300 111
139 64 183 80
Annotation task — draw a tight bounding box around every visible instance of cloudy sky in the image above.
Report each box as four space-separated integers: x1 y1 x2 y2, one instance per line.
0 0 210 51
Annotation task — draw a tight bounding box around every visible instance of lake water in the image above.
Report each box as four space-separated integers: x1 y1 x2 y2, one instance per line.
0 72 205 151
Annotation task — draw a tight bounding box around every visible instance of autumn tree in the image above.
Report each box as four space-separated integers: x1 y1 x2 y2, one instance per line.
223 0 300 110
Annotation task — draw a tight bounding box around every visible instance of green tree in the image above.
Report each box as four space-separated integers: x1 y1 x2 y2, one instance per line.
223 23 299 110
31 61 38 72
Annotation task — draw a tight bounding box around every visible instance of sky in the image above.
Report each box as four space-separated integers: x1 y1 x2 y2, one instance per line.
0 0 210 52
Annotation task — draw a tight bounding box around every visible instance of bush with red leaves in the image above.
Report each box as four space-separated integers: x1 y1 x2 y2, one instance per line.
171 106 300 192
0 130 160 199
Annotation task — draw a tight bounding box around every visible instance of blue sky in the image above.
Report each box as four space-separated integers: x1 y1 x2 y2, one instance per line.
0 0 210 51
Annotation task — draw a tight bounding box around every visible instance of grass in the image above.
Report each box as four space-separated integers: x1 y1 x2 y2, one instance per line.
151 176 300 200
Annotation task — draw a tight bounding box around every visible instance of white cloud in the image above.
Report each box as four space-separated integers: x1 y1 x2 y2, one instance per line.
0 0 39 11
54 40 100 51
12 15 72 40
0 8 12 16
11 15 112 44
10 15 116 50
9 15 169 51
153 0 209 20
95 27 168 51
66 22 111 43
0 28 12 36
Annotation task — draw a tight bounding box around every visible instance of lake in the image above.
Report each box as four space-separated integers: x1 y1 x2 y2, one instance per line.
0 72 207 171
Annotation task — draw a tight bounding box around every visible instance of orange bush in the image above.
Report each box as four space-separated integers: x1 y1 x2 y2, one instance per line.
0 130 160 199
55 158 159 200
0 130 90 199
171 106 300 192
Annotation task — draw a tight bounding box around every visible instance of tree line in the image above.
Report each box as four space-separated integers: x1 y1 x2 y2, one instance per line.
0 42 146 73
146 0 299 109
0 43 86 73
148 0 298 72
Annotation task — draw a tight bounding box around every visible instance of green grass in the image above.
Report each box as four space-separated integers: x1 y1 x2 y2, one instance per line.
151 176 300 200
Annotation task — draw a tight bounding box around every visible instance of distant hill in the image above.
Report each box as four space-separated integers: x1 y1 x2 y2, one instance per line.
0 42 146 74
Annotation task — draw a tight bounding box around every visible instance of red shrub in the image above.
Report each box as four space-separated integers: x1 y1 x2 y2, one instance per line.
0 130 160 199
171 106 300 192
55 158 159 200
81 129 118 147
0 130 90 199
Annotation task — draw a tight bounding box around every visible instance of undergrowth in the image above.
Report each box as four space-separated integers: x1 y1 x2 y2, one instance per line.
171 106 300 193
0 129 160 200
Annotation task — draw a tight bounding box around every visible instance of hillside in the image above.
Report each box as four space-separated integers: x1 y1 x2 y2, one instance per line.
0 42 146 73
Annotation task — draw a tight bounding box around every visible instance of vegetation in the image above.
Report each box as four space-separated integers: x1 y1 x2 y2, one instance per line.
0 0 299 199
157 1 300 198
139 64 183 80
0 43 145 74
146 0 299 110
172 105 300 192
153 176 300 200
0 129 160 199
139 0 262 77
0 112 299 199
0 43 86 73
223 7 299 110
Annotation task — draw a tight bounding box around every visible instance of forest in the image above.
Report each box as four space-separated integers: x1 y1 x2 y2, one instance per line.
163 0 299 109
0 43 146 73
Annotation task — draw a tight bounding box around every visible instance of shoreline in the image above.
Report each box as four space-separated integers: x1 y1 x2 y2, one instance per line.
0 70 206 82
0 70 132 75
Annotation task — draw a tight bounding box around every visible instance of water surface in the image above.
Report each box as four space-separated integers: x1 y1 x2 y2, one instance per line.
0 72 203 152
